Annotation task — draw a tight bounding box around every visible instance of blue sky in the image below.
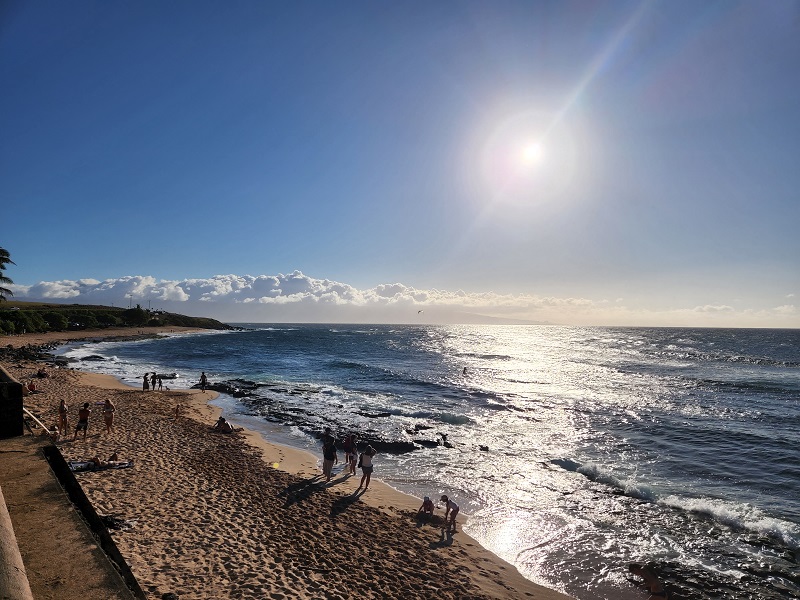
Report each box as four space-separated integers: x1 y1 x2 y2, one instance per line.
2 0 799 326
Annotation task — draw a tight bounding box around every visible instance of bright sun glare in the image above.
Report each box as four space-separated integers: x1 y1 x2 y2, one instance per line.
521 142 544 165
479 109 581 205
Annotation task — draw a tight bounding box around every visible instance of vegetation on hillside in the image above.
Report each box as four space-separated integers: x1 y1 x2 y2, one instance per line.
0 246 229 334
0 301 231 335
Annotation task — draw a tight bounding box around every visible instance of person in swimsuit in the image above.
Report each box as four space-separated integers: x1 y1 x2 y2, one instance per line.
89 452 125 468
58 399 69 434
103 398 116 433
358 445 376 490
628 563 670 599
73 402 91 441
440 495 460 533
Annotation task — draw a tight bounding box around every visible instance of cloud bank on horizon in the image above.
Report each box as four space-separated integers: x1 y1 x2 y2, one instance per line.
8 271 797 328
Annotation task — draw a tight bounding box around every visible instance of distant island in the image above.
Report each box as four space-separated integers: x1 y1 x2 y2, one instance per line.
0 300 232 335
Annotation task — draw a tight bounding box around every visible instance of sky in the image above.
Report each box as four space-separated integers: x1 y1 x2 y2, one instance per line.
2 0 799 327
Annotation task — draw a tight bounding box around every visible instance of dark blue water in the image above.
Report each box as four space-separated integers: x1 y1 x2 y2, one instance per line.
63 325 800 599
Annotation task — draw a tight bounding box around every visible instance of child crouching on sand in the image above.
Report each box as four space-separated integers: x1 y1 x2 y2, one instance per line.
418 496 435 521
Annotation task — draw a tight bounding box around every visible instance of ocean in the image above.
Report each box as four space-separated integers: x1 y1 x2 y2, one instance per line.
58 325 800 599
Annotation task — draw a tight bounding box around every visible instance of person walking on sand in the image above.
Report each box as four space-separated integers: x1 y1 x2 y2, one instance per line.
150 372 157 391
73 402 91 441
103 398 116 433
157 376 163 391
322 439 338 482
200 372 208 392
440 495 460 533
142 373 149 391
358 445 376 490
58 399 69 435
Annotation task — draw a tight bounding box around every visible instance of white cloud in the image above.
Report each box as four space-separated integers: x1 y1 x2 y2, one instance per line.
692 304 735 313
6 271 800 328
773 305 796 315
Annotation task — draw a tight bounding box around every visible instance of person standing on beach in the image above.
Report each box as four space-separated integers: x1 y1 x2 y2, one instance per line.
358 445 376 490
103 398 116 433
200 372 208 392
142 374 149 391
321 426 335 447
73 402 91 441
322 439 338 482
157 376 163 391
58 398 68 435
150 372 157 391
440 495 459 533
342 434 358 475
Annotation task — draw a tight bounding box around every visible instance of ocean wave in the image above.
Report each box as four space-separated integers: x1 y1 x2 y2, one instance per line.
653 348 800 369
552 458 800 544
659 495 800 550
454 352 513 361
437 412 474 425
408 410 474 425
550 459 663 502
694 378 800 395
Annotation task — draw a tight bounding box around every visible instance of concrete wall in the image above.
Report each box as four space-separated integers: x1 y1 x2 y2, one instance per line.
0 485 35 600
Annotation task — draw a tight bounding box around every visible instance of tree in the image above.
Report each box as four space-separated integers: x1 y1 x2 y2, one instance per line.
0 246 14 301
43 311 70 331
122 306 148 326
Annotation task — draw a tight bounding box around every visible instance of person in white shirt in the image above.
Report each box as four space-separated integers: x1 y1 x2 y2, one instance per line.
440 495 459 533
358 445 376 490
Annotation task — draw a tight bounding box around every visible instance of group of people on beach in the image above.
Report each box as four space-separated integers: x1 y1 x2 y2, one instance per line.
142 372 163 391
417 495 460 533
320 427 376 490
320 427 462 532
53 397 116 441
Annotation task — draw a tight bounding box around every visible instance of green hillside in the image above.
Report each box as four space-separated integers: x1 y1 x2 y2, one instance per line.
0 300 231 335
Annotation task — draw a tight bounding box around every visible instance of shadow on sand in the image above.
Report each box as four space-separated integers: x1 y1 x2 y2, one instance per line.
429 527 455 548
279 475 325 508
330 487 366 518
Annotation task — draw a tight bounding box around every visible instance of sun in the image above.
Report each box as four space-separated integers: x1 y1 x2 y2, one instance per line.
521 142 544 166
478 109 581 205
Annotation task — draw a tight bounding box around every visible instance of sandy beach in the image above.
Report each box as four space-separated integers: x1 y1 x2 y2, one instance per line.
1 329 572 599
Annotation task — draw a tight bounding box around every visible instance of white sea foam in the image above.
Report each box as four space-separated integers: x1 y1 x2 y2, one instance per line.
659 495 800 549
